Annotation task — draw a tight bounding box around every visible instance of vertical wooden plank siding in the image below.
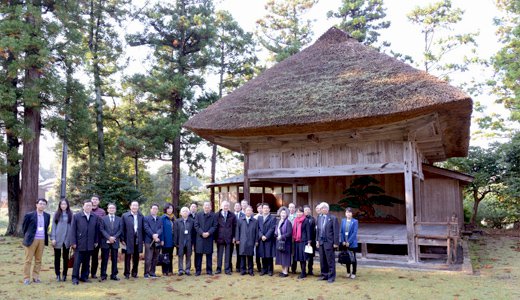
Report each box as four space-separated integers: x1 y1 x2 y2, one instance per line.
403 141 417 262
414 176 422 223
292 183 297 205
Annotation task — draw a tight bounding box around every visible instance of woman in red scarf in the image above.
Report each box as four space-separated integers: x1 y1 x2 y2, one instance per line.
292 207 311 279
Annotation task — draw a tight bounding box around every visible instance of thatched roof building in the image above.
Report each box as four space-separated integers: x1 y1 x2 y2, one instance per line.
184 27 472 161
184 27 474 266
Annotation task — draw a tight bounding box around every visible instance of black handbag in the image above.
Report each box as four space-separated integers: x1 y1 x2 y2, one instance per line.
277 240 286 252
158 253 170 266
338 250 351 265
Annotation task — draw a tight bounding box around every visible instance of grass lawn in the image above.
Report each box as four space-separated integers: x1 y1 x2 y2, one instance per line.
0 220 518 299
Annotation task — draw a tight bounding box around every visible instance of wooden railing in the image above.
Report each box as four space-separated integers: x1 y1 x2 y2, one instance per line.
414 216 459 264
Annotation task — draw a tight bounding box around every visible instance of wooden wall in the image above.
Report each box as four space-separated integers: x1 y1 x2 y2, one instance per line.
421 177 463 228
249 140 417 170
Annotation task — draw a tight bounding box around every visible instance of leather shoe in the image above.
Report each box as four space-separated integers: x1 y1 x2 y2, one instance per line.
72 280 79 285
207 271 213 276
56 275 61 282
91 275 98 279
195 272 201 276
61 276 67 282
99 277 107 282
215 270 221 274
110 276 120 281
327 278 335 283
124 275 130 279
317 276 328 281
240 271 246 275
249 272 254 276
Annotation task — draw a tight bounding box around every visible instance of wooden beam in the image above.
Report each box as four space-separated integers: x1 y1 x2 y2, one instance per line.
249 164 405 179
248 163 405 179
404 141 417 263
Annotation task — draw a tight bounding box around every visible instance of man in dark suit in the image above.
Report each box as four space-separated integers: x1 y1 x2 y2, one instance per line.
22 198 51 285
194 201 217 276
99 203 122 281
235 205 258 276
189 202 198 272
143 204 163 278
175 207 194 275
257 203 276 276
316 202 339 283
215 200 236 275
232 202 245 272
90 194 105 279
121 200 144 279
70 200 99 285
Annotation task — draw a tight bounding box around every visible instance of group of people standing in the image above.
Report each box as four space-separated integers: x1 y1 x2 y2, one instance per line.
21 196 358 286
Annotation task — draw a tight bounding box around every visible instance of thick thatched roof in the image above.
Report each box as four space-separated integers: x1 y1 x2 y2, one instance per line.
184 27 472 158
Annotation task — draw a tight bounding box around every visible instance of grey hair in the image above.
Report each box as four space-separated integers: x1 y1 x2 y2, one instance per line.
277 206 289 216
320 202 329 210
180 207 189 214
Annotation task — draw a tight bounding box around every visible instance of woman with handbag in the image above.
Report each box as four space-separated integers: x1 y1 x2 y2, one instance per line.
275 206 292 277
292 207 311 279
161 204 175 276
340 207 358 279
50 199 72 282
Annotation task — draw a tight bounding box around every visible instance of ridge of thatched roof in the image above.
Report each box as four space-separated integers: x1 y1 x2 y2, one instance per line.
184 27 472 158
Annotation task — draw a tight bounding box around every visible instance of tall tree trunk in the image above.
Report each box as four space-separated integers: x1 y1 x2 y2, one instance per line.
134 154 139 189
60 61 73 200
171 135 181 213
18 0 43 234
90 0 105 164
210 40 225 208
470 189 481 227
210 143 217 208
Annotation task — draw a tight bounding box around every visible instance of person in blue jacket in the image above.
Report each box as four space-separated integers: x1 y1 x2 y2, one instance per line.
340 207 358 279
161 204 175 276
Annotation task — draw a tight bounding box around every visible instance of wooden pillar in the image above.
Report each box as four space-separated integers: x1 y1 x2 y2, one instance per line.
404 141 417 262
292 183 297 206
242 143 250 203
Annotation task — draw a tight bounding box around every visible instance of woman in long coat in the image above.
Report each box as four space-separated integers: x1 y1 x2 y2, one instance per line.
292 207 311 279
235 206 258 275
50 199 72 282
275 206 292 277
161 204 175 276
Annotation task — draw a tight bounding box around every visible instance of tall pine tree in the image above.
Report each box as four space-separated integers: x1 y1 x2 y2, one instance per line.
256 0 318 62
126 0 215 211
327 0 390 46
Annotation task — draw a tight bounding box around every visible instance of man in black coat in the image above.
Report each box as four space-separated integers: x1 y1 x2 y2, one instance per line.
143 204 163 278
99 203 122 281
175 207 194 276
22 198 51 285
304 205 316 275
215 200 236 275
257 203 276 276
232 202 245 272
194 201 217 276
121 200 144 279
70 200 99 285
316 202 339 283
235 206 258 276
189 202 198 272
